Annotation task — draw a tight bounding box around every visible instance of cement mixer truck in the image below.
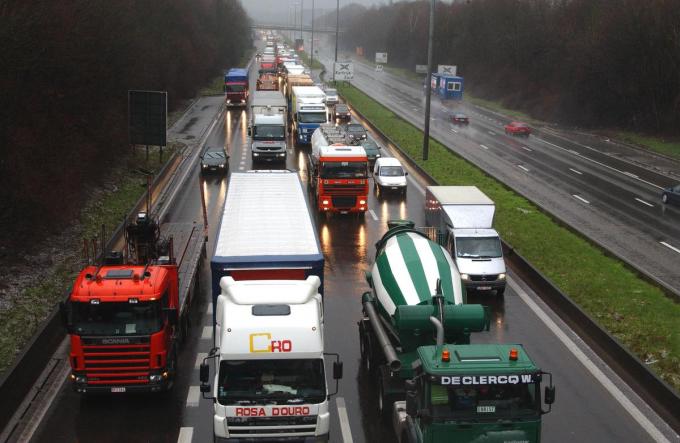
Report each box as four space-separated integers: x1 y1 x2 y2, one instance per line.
359 221 556 442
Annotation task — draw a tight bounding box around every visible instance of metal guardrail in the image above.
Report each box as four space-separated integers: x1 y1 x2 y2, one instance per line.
345 92 680 433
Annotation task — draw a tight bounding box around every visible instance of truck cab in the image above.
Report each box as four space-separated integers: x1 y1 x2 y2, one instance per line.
310 145 369 214
201 276 342 442
250 113 286 163
224 68 249 107
394 344 555 443
291 86 328 146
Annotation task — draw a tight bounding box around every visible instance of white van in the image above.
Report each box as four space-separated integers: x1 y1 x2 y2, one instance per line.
373 157 407 195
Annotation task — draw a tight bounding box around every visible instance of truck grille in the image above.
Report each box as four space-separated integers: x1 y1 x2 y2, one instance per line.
227 416 317 437
332 196 356 208
81 337 151 385
470 274 498 282
323 184 366 193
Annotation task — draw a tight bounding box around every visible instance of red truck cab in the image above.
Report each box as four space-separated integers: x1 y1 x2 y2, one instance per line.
62 261 180 393
312 145 369 214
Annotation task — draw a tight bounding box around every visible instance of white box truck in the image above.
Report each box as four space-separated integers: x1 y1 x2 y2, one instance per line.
249 91 288 163
425 186 507 296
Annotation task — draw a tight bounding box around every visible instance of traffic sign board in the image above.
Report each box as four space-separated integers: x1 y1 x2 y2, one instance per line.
334 62 354 80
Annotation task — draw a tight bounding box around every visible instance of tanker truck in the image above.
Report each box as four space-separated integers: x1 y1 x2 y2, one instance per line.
359 220 556 442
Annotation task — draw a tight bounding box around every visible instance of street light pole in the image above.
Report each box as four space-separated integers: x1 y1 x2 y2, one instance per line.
334 0 340 63
300 0 304 41
422 0 435 161
310 0 314 69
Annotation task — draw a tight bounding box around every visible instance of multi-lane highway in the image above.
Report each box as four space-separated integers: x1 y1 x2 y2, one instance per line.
22 48 678 443
312 37 680 295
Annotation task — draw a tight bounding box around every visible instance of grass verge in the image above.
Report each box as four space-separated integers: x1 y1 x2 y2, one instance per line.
338 83 680 392
614 132 680 161
0 146 175 374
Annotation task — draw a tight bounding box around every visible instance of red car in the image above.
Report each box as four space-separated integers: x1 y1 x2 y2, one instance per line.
504 121 532 136
451 113 469 125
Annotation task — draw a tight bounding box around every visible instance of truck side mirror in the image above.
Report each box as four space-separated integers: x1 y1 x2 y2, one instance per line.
333 361 343 380
163 307 178 327
544 385 555 405
247 126 252 136
200 362 209 384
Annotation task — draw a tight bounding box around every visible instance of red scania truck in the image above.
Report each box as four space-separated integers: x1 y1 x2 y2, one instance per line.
309 124 369 214
60 213 205 393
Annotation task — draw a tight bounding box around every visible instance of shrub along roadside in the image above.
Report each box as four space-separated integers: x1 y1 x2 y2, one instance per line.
338 84 680 392
0 146 177 375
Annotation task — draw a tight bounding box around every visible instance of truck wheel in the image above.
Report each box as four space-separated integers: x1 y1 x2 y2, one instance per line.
496 287 505 297
359 322 374 374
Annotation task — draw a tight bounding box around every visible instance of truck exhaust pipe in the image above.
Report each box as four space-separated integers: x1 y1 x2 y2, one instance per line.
429 316 444 346
363 298 402 372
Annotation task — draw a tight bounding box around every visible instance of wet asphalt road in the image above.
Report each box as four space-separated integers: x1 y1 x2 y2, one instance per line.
311 36 680 295
28 51 675 443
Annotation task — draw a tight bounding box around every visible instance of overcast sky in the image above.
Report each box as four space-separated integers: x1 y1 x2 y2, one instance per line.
241 0 387 23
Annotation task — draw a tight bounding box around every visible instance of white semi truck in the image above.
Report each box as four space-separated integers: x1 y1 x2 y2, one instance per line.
201 276 342 442
425 186 507 296
249 91 288 163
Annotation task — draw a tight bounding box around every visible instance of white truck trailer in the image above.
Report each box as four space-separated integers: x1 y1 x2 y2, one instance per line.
424 186 507 296
249 91 288 163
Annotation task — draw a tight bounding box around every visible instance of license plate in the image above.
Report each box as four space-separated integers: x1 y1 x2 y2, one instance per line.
111 387 126 393
477 286 492 291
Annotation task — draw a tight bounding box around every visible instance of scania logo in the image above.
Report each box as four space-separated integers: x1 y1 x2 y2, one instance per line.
101 338 131 345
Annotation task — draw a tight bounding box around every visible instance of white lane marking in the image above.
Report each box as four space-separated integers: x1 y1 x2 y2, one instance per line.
522 146 532 152
412 107 419 111
201 326 212 340
569 168 583 175
518 165 530 172
239 161 245 165
177 427 193 443
634 198 654 208
537 138 663 190
186 386 201 407
573 194 590 204
368 209 378 221
488 130 496 135
508 278 671 443
336 397 354 443
206 303 213 315
479 144 489 150
238 166 245 171
195 352 208 369
450 127 458 133
660 241 680 254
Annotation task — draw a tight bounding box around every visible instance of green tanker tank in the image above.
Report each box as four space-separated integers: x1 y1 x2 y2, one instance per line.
359 221 555 442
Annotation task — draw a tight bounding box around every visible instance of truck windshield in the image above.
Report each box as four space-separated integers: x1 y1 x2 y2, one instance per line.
217 359 326 405
320 162 367 179
253 125 285 140
429 381 540 420
226 84 246 93
298 112 327 123
455 236 502 258
71 301 162 336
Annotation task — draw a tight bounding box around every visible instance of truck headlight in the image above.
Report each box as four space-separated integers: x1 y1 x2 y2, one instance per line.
460 273 470 281
498 273 506 280
226 99 231 103
359 199 366 205
219 164 225 168
322 200 329 205
74 375 87 384
278 153 285 157
149 374 163 382
253 153 259 156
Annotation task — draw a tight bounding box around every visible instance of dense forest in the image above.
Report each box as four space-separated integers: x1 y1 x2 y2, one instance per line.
0 0 252 241
338 0 680 134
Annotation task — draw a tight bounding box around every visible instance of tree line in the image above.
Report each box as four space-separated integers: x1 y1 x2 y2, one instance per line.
337 0 680 134
0 0 252 242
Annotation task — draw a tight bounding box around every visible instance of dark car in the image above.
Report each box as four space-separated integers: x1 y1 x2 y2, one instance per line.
200 146 229 174
662 184 680 205
504 121 532 136
451 113 469 125
344 123 367 144
360 139 382 166
334 103 351 121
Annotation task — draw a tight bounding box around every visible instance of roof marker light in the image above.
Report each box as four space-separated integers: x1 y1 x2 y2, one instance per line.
509 348 519 361
442 349 450 362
